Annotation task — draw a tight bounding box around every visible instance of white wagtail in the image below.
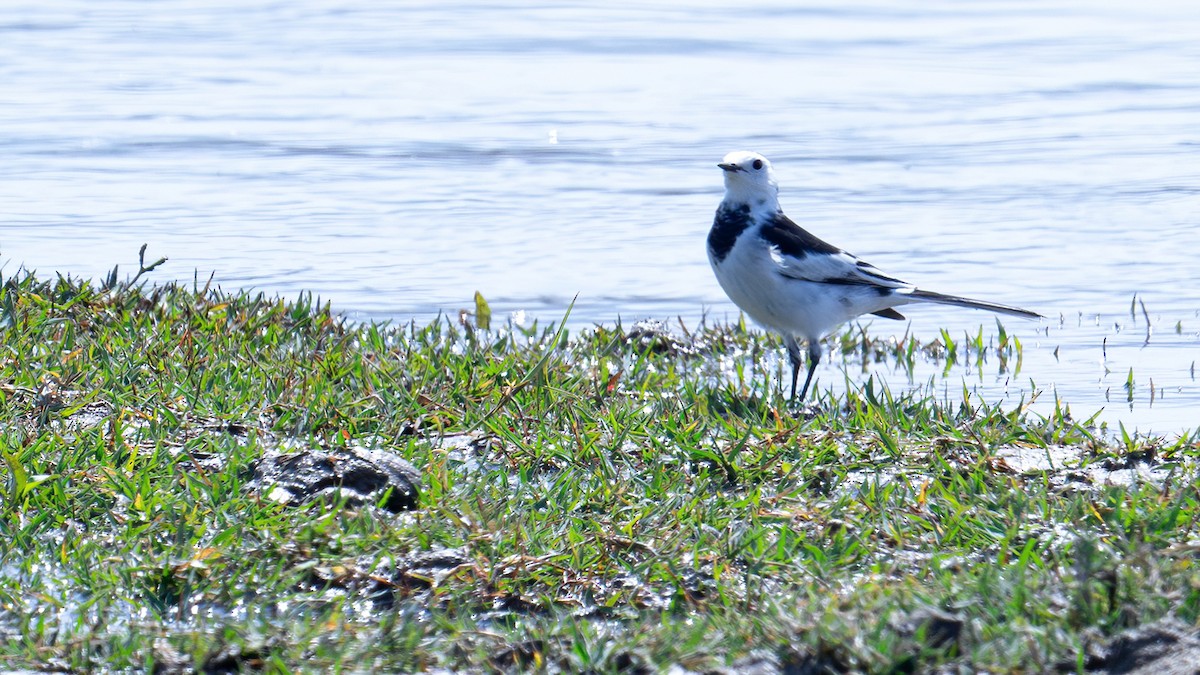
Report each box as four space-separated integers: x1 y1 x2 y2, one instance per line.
707 150 1042 402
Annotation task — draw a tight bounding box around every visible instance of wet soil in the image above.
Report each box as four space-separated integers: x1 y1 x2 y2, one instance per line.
247 444 421 513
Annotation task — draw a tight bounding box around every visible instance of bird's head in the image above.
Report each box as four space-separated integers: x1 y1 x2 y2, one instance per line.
718 150 778 207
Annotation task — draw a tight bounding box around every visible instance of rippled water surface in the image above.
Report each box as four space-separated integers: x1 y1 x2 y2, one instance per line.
3 1 1198 432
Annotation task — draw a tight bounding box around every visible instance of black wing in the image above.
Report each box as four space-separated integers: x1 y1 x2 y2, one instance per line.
762 212 912 290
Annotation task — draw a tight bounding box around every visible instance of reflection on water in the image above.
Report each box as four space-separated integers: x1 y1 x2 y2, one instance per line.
1 0 1197 432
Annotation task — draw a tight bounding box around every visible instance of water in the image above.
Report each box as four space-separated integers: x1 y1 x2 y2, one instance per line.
2 1 1198 433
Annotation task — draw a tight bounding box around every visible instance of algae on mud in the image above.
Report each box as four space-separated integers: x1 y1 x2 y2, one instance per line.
0 267 1199 673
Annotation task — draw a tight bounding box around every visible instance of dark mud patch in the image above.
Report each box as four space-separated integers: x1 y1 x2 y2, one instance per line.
624 320 698 357
152 638 271 675
248 445 420 513
1063 617 1200 674
592 319 750 359
893 606 964 655
376 547 473 592
32 383 425 513
839 443 1191 504
295 547 473 614
993 444 1176 489
710 646 851 675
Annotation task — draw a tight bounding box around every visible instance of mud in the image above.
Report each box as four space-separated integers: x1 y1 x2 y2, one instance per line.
1066 618 1200 674
247 444 421 513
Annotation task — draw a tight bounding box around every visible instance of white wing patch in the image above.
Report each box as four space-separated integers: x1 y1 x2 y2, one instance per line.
771 246 913 290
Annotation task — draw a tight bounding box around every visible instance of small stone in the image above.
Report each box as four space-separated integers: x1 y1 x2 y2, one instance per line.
248 445 420 512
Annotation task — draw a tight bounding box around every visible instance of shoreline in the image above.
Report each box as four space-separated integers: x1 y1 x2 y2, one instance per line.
1 269 1197 672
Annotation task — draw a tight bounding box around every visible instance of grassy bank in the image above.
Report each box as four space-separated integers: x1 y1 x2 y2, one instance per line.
1 265 1198 673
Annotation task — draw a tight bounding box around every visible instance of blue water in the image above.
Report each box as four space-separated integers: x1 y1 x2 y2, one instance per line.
2 1 1198 433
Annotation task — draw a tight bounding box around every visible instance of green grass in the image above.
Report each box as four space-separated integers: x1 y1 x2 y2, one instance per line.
1 266 1198 672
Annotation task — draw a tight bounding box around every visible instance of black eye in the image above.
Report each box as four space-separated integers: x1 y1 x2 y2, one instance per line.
752 159 763 170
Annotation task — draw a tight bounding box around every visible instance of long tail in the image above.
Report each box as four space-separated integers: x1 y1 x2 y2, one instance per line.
907 289 1042 320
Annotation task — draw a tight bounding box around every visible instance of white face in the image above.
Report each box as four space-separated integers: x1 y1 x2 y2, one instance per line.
718 150 777 201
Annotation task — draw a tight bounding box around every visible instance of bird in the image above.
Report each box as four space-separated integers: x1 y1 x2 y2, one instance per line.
707 150 1042 402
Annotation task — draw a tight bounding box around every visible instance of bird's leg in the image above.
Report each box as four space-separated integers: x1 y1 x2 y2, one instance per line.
797 340 822 402
785 336 805 400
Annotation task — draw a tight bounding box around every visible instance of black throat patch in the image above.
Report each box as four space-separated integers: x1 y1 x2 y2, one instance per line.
707 203 752 262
